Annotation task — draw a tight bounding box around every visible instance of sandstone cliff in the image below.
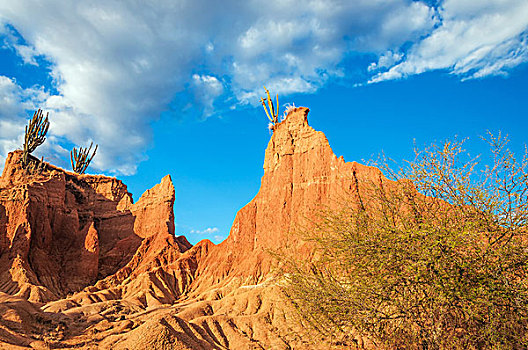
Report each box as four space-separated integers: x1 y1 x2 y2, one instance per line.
0 107 384 349
0 151 189 304
191 107 383 289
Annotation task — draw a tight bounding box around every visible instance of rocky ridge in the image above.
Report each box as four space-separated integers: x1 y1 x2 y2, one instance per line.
0 107 385 349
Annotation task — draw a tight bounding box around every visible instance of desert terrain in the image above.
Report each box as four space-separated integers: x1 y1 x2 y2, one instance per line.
0 107 383 349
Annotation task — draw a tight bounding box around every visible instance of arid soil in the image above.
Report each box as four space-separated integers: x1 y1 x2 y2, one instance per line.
0 107 383 349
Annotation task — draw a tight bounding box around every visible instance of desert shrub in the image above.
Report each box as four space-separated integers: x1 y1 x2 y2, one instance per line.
282 134 528 349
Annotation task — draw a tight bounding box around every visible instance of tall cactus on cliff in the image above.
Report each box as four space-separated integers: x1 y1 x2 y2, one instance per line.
71 142 98 174
260 86 279 129
22 109 50 167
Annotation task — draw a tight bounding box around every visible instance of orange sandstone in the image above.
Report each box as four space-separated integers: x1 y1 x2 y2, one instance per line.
0 107 383 349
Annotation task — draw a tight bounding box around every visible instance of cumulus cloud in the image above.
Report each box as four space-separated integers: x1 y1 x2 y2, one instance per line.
0 1 207 174
0 0 526 174
228 0 437 103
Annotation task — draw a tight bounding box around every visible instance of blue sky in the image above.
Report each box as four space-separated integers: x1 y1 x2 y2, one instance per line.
1 0 527 244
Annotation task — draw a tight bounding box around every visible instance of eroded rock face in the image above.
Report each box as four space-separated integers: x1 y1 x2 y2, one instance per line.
0 151 182 302
191 107 384 286
0 107 384 349
131 174 176 238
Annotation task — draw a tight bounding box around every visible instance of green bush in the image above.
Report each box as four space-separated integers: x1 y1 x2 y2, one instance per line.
282 134 528 349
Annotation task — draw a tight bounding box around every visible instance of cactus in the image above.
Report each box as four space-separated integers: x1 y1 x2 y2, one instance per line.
22 109 50 167
260 86 279 129
71 142 98 174
26 156 46 175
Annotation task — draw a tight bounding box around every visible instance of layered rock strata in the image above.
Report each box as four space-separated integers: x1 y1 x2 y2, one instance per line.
0 107 385 349
0 151 189 303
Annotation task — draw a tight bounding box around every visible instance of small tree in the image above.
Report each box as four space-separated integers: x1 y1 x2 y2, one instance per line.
22 109 50 168
281 134 528 349
70 142 98 174
260 86 280 130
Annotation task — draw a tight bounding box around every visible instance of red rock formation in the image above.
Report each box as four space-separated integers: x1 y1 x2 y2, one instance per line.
189 107 384 289
0 107 385 349
0 151 186 303
131 175 176 238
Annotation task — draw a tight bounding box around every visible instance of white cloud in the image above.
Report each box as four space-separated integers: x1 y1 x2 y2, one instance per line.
0 2 207 174
0 1 526 174
1 24 39 66
191 74 224 118
186 226 225 244
0 76 47 117
0 76 51 170
190 227 219 235
370 0 528 83
229 0 437 104
213 235 226 243
368 51 404 72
